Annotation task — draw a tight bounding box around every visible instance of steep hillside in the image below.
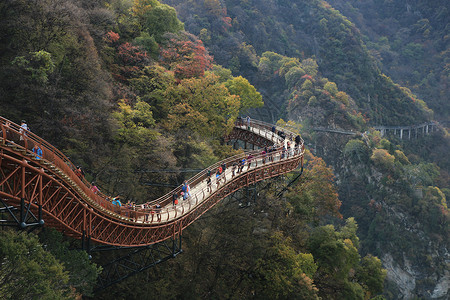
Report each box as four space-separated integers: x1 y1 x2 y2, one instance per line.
163 0 433 126
0 0 389 299
162 0 449 299
326 0 449 121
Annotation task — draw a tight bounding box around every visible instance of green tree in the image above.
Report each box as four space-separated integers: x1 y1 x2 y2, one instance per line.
308 218 382 299
134 32 159 58
254 232 319 299
0 230 73 299
128 65 175 121
225 75 263 113
12 50 55 83
371 149 395 171
113 99 158 146
39 229 101 297
344 139 370 163
164 73 240 137
356 255 387 299
285 66 306 89
142 4 184 43
323 81 338 96
286 151 342 222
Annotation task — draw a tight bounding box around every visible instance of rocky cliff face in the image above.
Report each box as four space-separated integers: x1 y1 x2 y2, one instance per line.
309 131 449 299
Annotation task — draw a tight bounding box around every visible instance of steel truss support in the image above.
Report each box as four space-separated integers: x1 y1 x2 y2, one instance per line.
226 181 260 208
93 235 182 292
224 171 298 208
0 197 44 230
276 166 304 197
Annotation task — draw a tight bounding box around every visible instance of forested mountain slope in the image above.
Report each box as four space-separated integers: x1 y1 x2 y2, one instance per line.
162 0 449 299
326 0 449 121
163 0 433 126
0 0 389 299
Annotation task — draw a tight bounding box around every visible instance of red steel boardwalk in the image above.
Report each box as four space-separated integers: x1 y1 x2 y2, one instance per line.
0 117 304 247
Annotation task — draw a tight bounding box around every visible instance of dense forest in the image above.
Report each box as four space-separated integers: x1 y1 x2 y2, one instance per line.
0 0 448 299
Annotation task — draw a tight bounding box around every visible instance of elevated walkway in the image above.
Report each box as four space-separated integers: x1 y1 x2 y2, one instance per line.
311 121 440 140
0 117 304 247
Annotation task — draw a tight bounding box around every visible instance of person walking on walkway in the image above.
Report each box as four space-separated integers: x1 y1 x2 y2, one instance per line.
90 182 99 194
262 148 267 164
155 203 162 221
231 162 237 178
182 181 191 198
75 166 85 179
220 163 226 182
239 158 246 173
19 120 29 145
281 146 286 159
32 144 43 159
246 116 251 130
247 154 253 170
216 170 221 187
172 192 178 205
286 142 291 159
206 176 212 192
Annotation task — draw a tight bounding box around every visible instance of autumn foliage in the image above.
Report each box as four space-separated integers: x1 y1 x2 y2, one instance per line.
286 150 342 221
160 33 213 80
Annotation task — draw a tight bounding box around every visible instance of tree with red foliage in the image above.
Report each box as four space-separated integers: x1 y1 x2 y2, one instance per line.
160 32 213 80
117 42 149 66
103 31 120 45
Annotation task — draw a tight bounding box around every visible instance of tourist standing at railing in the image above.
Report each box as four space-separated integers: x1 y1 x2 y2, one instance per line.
20 120 29 134
246 116 251 130
186 182 191 197
295 135 301 147
32 144 43 159
221 162 226 174
236 116 242 126
143 203 149 222
181 183 187 199
268 146 274 162
112 196 122 207
111 196 122 214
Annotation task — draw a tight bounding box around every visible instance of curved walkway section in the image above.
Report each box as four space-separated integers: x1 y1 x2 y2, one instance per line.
0 117 304 247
